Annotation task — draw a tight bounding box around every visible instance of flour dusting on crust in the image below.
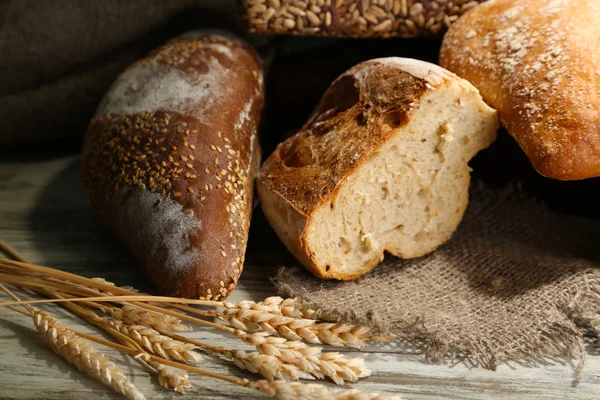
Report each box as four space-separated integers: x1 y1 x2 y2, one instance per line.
109 188 203 277
373 57 457 87
96 57 231 119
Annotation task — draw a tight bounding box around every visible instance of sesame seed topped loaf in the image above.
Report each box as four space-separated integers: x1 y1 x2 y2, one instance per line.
81 32 264 299
243 0 488 38
258 58 498 280
440 0 600 180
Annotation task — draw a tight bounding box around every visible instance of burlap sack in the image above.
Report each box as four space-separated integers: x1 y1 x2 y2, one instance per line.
275 182 600 374
0 0 239 145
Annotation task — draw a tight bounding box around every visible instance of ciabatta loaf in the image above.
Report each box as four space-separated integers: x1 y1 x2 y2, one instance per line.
440 0 600 180
82 32 263 299
258 58 498 280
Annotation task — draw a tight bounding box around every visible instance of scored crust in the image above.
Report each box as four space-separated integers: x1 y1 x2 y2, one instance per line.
440 0 600 180
258 58 498 279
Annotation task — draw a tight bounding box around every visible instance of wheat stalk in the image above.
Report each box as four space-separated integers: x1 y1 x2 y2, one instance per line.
0 242 394 399
105 319 201 364
217 308 372 348
249 380 404 400
224 349 314 381
149 361 193 394
32 309 146 400
102 304 191 332
236 330 370 385
224 297 321 319
91 277 139 294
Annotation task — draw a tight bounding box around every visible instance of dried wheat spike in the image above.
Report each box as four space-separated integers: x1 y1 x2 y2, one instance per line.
106 319 201 364
32 309 146 400
91 277 139 294
104 304 191 332
218 308 372 348
224 297 321 319
224 349 313 381
249 379 404 400
150 362 192 394
236 331 370 385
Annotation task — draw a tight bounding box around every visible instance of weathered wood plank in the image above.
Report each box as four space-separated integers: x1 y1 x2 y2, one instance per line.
0 152 598 399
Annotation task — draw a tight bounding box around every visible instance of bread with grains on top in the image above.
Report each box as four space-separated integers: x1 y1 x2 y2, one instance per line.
81 31 264 299
243 0 488 38
258 58 498 280
440 0 600 180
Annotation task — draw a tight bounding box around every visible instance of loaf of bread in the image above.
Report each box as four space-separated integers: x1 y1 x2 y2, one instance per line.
81 32 264 299
244 0 487 38
440 0 600 180
258 58 498 280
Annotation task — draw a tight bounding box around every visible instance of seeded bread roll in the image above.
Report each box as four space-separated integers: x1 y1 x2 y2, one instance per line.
244 0 487 38
82 32 264 299
258 58 498 280
440 0 600 180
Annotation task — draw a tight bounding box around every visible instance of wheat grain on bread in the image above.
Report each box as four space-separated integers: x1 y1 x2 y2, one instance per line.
243 0 487 38
258 57 498 280
440 0 600 180
81 31 264 299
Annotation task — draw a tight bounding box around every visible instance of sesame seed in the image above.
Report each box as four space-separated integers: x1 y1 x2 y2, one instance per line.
174 192 181 197
190 144 196 149
220 251 227 257
187 187 194 193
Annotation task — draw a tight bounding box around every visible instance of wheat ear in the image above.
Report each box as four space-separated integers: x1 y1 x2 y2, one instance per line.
32 309 146 400
238 330 370 385
224 296 321 319
149 361 193 394
106 319 201 364
250 380 404 400
218 308 372 348
224 349 314 381
102 304 191 332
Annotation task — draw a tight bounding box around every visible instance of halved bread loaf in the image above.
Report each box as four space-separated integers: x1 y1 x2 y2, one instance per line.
258 58 499 280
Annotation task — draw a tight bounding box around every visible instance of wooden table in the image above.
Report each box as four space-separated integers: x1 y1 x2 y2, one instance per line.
0 150 598 399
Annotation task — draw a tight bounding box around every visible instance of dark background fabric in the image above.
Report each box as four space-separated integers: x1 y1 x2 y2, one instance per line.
0 0 241 145
1 0 599 215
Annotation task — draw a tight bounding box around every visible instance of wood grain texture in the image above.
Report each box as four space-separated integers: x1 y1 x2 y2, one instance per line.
0 150 599 399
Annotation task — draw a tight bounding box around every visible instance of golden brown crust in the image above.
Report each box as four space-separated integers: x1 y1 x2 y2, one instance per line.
258 60 431 279
82 32 263 299
259 62 429 216
440 0 600 180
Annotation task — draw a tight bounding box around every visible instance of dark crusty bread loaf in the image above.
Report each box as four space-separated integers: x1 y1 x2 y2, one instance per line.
81 31 264 299
258 58 498 280
440 0 600 180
